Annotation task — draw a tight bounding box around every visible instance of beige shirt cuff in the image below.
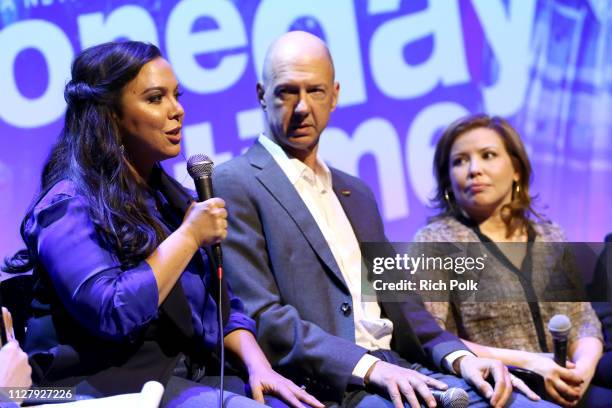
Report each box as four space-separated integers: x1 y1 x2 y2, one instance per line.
350 353 381 386
443 350 474 374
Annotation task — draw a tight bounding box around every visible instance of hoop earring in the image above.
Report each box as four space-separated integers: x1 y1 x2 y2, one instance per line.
444 189 452 205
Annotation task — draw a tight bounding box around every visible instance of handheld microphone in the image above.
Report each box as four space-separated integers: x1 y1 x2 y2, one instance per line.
186 154 222 268
430 387 469 408
548 314 571 367
186 154 226 408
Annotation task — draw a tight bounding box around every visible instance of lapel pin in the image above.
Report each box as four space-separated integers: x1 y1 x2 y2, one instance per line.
340 189 351 196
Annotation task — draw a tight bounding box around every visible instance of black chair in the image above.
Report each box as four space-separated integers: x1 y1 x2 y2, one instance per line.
508 365 546 397
0 273 34 344
590 233 612 388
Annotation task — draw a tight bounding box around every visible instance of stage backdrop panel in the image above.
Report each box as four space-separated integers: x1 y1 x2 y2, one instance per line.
1 0 611 258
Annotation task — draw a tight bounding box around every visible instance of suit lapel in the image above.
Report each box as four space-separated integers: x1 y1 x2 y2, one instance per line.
247 143 349 293
331 170 367 244
331 170 398 307
328 173 424 352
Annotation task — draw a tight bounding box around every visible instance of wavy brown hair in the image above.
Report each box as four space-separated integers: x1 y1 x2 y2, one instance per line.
432 114 541 237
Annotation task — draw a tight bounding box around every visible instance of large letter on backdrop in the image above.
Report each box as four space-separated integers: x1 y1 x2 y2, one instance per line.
406 103 469 204
166 0 248 93
0 20 72 128
321 119 408 220
77 5 159 48
472 0 536 116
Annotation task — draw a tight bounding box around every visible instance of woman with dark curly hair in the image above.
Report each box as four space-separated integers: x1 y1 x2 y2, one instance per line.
415 114 607 407
4 41 321 408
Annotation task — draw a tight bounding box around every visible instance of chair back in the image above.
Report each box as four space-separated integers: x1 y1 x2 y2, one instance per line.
0 273 34 344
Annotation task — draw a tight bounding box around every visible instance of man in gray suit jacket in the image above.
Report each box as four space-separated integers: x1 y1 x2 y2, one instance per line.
214 31 551 408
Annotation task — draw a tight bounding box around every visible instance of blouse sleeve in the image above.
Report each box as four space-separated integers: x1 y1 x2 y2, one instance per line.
26 193 159 342
568 302 603 344
225 282 257 337
537 222 603 345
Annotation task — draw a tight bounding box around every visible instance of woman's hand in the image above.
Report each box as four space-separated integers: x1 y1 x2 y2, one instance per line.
570 359 597 402
524 354 582 407
0 341 32 389
568 336 603 405
223 330 323 408
248 366 324 408
0 308 32 389
180 198 227 247
148 197 227 304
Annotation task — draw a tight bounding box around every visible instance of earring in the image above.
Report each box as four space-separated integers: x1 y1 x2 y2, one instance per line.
511 181 521 201
444 189 452 205
119 144 125 155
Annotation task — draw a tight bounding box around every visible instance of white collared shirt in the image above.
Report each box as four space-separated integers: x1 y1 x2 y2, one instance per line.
258 135 471 380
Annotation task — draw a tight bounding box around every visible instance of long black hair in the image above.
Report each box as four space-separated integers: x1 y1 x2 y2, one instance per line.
4 41 169 272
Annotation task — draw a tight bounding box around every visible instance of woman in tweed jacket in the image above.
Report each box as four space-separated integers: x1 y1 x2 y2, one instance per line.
415 114 605 407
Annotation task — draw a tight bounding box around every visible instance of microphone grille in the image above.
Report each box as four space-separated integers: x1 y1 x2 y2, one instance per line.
444 388 469 408
187 154 214 179
548 314 571 334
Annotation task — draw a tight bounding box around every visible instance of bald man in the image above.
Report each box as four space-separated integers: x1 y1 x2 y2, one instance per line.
214 31 553 408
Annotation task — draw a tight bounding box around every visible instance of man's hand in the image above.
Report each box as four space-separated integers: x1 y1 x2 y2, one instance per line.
367 361 448 408
456 355 515 408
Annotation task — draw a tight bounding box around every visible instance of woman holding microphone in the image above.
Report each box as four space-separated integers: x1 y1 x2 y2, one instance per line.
4 41 321 408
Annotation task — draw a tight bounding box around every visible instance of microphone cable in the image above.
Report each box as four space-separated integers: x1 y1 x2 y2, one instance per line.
216 258 225 408
186 154 226 408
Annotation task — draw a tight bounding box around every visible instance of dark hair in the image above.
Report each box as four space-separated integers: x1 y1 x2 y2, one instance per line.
4 41 167 272
432 114 540 237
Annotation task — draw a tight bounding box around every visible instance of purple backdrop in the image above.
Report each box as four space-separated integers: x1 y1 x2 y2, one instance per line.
1 0 611 260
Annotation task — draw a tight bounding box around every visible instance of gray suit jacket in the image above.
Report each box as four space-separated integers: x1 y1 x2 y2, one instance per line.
213 142 467 400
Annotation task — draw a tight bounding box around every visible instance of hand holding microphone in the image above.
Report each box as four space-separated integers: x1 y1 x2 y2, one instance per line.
184 154 227 251
181 198 227 248
548 314 571 368
186 154 230 402
366 360 469 408
534 315 583 405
